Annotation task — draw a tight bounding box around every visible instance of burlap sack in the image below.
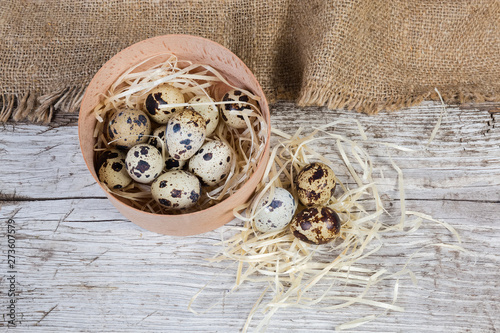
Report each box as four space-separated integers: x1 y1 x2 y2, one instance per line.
0 0 499 123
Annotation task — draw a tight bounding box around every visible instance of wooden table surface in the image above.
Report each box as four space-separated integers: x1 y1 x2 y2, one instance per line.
1 101 499 332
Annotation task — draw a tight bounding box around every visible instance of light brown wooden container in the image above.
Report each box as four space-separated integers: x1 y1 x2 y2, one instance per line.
78 35 270 236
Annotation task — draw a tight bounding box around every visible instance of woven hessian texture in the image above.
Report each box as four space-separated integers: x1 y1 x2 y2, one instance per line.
0 0 499 123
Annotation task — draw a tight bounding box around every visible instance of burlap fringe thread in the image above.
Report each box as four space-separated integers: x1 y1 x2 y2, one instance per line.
0 84 498 124
297 83 500 114
0 85 85 124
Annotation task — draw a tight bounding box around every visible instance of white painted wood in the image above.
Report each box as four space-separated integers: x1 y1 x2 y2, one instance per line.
0 101 499 332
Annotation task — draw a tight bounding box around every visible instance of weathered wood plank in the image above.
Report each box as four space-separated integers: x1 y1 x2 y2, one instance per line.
0 197 498 332
0 124 101 200
1 102 499 202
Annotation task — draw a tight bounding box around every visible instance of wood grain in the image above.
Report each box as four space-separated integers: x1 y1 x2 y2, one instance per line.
0 101 499 332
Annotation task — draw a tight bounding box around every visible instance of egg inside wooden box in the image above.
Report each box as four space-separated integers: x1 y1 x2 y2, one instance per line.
78 35 270 236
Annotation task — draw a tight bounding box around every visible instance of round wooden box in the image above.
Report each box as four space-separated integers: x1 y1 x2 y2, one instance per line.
78 35 270 236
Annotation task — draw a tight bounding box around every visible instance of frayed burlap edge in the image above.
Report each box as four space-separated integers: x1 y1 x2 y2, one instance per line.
0 85 86 124
1 83 499 124
297 82 500 114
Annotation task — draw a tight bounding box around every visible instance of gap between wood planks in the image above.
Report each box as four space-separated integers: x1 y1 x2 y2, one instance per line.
0 195 107 202
1 196 498 204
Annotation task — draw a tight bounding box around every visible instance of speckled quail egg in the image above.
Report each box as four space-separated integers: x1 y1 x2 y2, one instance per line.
219 89 258 129
107 109 151 149
147 125 187 171
97 149 132 189
188 140 232 186
144 84 185 124
188 95 219 137
254 187 297 233
290 207 341 244
148 125 168 151
166 109 207 161
125 144 164 183
163 156 186 171
295 162 336 207
151 170 201 209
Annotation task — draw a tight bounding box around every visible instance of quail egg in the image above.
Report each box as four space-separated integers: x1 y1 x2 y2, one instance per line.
148 125 168 151
148 125 186 171
144 84 185 124
290 207 341 244
295 162 336 207
188 140 232 186
125 144 164 183
188 95 219 137
97 149 132 189
219 89 258 129
151 170 202 209
107 109 151 149
254 187 297 233
166 109 207 161
163 155 186 171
